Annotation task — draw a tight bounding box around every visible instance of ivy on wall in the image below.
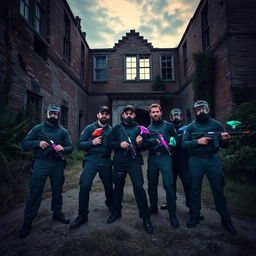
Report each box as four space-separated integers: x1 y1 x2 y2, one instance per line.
192 51 215 115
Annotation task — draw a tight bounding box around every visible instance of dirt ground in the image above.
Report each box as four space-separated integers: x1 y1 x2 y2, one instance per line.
1 174 256 256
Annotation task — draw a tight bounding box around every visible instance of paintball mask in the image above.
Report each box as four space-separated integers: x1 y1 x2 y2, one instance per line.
46 106 60 126
170 108 183 125
193 100 209 122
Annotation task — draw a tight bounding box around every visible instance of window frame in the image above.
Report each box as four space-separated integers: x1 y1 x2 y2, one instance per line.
80 43 85 80
182 41 188 78
63 13 71 63
201 2 210 51
26 90 42 122
93 55 108 82
160 54 175 81
19 0 47 39
124 54 152 82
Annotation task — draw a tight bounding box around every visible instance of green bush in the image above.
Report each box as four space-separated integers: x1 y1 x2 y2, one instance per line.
219 100 256 180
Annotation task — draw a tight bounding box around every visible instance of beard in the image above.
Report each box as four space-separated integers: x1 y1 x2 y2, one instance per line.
124 116 134 124
99 118 109 125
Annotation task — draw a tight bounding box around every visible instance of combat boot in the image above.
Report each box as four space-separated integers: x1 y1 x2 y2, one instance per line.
149 207 158 215
221 220 237 235
160 202 168 210
143 218 153 234
169 211 179 228
19 218 32 238
107 211 121 224
186 216 200 228
53 212 70 224
70 214 88 229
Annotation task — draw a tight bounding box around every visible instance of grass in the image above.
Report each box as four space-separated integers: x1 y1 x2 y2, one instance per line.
57 227 169 256
176 172 256 220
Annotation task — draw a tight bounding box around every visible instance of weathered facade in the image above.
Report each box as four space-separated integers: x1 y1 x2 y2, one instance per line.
178 0 256 122
0 0 89 140
1 0 255 140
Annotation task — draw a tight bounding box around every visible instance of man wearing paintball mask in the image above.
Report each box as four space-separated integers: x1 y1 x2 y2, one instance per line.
160 109 204 220
146 104 179 228
70 106 113 229
182 100 237 235
19 106 73 238
107 105 153 234
160 109 191 211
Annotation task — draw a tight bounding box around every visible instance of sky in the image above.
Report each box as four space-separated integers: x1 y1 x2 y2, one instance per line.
67 0 201 49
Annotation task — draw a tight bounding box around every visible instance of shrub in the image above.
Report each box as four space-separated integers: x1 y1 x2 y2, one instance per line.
219 100 256 180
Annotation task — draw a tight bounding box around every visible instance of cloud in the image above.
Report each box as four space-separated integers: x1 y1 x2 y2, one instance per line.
66 0 116 47
67 0 200 48
147 0 169 15
124 0 144 5
138 25 153 35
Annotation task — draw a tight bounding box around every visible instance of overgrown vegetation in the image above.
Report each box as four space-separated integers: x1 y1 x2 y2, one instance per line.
192 51 215 115
219 100 256 181
0 69 33 214
0 67 83 215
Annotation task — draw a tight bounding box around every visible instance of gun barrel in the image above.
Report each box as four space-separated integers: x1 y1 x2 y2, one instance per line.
229 131 250 135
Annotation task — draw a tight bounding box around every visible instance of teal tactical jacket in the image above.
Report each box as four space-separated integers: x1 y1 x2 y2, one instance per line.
147 120 178 155
22 122 73 160
109 121 146 164
182 117 229 155
78 121 112 155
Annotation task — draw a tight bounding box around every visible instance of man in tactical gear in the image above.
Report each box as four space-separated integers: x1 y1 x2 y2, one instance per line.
107 105 153 234
19 106 73 238
182 100 237 235
70 106 113 229
160 109 205 220
160 109 191 211
146 104 179 228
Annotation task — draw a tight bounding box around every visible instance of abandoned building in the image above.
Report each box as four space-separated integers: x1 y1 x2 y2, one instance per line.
1 0 255 140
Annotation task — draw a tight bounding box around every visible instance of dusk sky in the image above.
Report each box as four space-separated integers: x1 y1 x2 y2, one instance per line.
67 0 201 49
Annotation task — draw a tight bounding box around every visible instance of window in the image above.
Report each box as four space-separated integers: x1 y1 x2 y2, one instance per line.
63 13 71 62
26 90 42 122
35 0 46 37
160 55 174 80
183 41 188 78
19 0 31 22
201 3 210 50
126 56 137 80
125 55 151 81
19 0 47 38
139 56 150 80
61 105 68 128
80 43 85 80
94 56 107 81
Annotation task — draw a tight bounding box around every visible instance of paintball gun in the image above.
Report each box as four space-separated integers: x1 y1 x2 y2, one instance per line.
150 130 173 157
190 120 251 148
39 130 66 161
92 128 103 137
120 125 137 159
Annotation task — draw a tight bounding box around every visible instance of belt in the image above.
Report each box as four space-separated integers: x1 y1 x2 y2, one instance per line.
87 153 111 158
191 153 216 159
149 151 169 156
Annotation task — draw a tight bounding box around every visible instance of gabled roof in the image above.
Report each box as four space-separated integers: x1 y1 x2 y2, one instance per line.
114 30 153 49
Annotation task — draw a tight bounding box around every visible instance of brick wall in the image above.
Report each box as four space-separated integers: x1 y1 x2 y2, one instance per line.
0 0 89 141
